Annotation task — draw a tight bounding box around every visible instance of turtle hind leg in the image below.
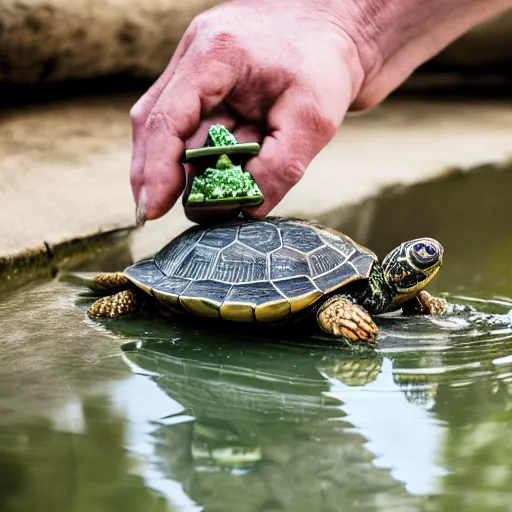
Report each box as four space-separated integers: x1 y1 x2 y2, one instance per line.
402 291 448 316
88 289 140 319
93 272 131 292
317 295 378 344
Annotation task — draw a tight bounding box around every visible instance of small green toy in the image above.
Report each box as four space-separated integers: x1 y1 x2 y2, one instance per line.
184 125 264 218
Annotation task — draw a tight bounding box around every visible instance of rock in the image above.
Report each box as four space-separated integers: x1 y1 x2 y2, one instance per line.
0 1 511 83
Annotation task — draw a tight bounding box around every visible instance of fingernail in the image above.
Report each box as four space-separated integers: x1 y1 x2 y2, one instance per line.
135 185 147 227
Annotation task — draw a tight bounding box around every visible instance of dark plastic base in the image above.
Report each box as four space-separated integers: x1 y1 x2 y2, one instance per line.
184 195 264 224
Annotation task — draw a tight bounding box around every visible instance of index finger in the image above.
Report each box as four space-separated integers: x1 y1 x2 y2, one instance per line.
130 23 198 209
140 55 240 220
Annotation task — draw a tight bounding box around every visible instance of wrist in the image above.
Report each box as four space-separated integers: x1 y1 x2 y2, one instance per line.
315 0 511 109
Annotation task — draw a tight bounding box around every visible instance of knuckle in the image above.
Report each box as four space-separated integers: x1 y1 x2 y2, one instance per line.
295 80 340 142
209 30 238 50
145 111 173 134
307 107 338 142
322 113 338 139
190 11 207 29
188 15 201 32
206 30 244 68
184 14 205 43
129 102 145 125
281 156 305 186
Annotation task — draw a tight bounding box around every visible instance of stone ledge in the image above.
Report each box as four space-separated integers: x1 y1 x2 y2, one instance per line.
0 229 132 290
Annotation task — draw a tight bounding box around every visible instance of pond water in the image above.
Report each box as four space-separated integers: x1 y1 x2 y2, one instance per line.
1 165 512 512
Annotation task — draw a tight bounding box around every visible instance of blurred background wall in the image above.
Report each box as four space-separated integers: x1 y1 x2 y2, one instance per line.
0 1 510 86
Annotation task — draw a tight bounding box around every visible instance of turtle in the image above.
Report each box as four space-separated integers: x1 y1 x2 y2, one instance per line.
82 217 447 344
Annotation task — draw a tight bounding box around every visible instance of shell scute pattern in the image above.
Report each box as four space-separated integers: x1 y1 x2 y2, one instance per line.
180 279 232 305
317 230 357 258
308 245 347 276
199 224 239 248
173 244 219 280
225 281 284 305
125 259 166 289
273 275 318 299
351 252 378 276
154 227 203 275
152 276 191 296
270 247 310 280
313 263 361 293
280 224 324 253
238 222 282 253
210 242 268 283
130 219 376 320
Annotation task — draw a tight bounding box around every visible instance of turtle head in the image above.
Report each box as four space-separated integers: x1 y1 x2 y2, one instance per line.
381 238 444 306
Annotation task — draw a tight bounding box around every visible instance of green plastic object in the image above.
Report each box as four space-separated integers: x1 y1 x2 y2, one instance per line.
183 124 260 162
184 143 260 162
185 125 264 211
206 124 238 147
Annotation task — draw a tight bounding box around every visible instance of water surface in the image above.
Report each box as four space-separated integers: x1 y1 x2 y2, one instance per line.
1 165 511 512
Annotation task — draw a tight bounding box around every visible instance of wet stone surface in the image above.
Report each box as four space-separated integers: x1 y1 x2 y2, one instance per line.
1 165 512 511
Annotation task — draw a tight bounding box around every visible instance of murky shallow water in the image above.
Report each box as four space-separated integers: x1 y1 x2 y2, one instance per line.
1 165 512 511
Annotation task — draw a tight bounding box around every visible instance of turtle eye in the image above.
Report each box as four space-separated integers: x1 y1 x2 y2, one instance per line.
410 240 440 269
425 244 436 256
413 242 437 258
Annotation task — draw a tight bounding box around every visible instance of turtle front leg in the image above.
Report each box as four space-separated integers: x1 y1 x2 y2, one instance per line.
402 291 448 316
317 295 379 344
88 289 140 319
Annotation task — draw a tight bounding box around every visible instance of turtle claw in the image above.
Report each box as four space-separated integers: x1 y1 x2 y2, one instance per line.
87 289 139 319
402 291 448 316
317 295 379 344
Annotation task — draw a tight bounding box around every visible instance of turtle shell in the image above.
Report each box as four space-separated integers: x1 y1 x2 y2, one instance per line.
124 217 377 322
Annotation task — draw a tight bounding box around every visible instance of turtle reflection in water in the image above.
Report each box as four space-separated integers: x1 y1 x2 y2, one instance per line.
80 217 447 345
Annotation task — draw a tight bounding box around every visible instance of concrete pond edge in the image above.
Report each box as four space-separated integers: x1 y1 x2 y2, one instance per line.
2 158 511 293
0 228 133 291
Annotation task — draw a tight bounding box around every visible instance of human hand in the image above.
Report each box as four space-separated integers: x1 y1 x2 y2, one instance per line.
130 0 509 223
130 0 365 223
